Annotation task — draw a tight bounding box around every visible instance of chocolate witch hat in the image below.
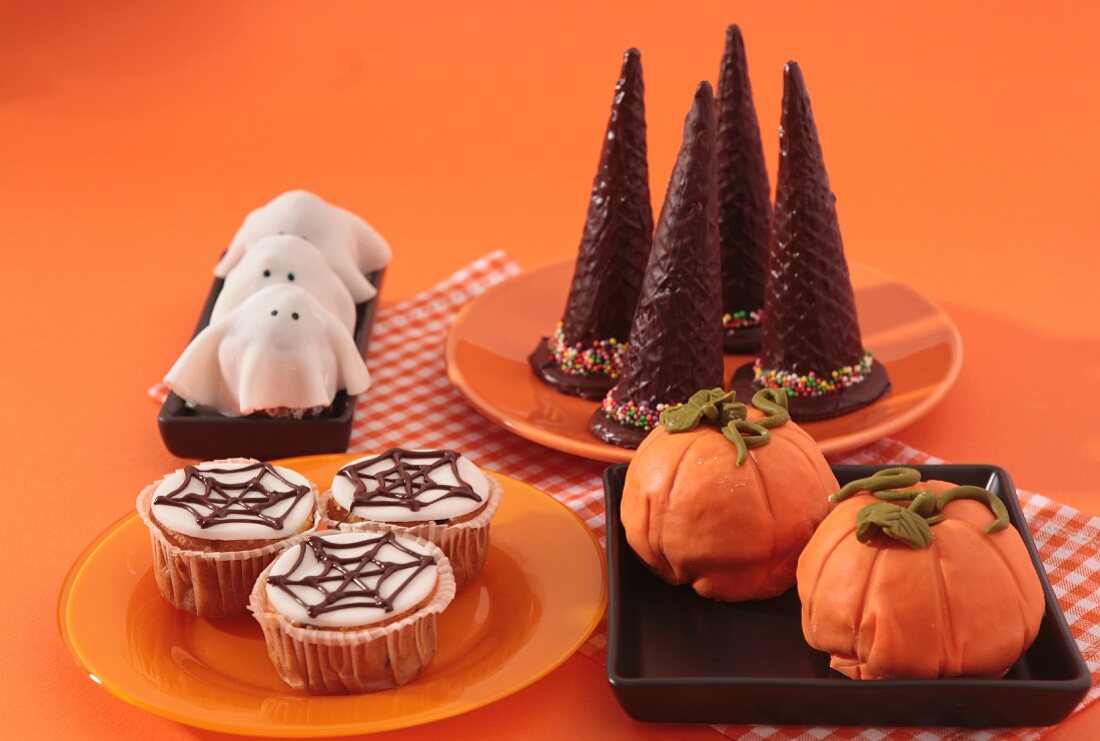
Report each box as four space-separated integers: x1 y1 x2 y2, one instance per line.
731 62 890 421
717 24 771 354
590 82 725 449
529 48 654 400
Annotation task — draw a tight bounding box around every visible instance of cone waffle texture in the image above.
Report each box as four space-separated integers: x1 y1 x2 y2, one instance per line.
717 25 770 319
248 534 456 694
760 62 865 376
560 48 653 346
135 458 317 618
318 474 503 589
615 82 724 408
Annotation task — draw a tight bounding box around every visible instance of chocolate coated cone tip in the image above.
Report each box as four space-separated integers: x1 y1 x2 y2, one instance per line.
783 63 811 114
695 79 715 103
725 24 744 55
620 48 642 81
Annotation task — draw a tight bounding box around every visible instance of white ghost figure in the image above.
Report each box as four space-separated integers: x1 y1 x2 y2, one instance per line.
165 284 371 417
214 190 391 303
211 234 361 333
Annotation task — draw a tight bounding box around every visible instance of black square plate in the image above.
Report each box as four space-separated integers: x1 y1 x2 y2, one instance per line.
157 270 383 460
604 463 1090 727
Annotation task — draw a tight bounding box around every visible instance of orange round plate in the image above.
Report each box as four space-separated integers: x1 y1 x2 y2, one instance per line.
446 258 962 462
57 455 606 737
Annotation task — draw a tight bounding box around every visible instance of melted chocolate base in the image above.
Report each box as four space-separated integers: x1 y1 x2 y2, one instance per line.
528 338 617 400
730 361 891 423
722 325 761 355
587 409 650 449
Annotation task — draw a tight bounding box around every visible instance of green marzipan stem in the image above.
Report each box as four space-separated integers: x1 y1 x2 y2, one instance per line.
830 467 1011 549
658 387 791 466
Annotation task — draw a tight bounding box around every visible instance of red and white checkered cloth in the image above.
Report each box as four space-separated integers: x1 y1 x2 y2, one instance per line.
151 251 1100 739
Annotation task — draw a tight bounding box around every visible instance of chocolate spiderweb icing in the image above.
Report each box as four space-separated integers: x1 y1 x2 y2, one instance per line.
153 462 311 529
267 533 434 618
338 449 483 514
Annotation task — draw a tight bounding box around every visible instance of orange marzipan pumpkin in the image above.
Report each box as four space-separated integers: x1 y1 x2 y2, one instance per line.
796 479 1045 680
621 409 835 602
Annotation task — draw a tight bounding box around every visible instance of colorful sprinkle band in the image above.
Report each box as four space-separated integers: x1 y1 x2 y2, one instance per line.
600 387 664 430
549 322 628 378
754 352 875 397
723 309 762 332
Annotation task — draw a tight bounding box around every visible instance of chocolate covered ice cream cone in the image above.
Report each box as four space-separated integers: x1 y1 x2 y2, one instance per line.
717 25 771 354
590 82 725 448
731 62 890 421
530 49 653 399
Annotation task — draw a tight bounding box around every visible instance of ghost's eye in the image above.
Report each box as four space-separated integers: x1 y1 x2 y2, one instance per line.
287 272 296 281
292 312 299 320
271 310 278 316
263 269 271 278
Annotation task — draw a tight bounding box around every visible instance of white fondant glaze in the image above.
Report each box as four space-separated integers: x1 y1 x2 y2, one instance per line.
211 235 359 332
214 190 391 302
331 450 489 523
151 460 315 541
165 284 371 416
265 531 438 628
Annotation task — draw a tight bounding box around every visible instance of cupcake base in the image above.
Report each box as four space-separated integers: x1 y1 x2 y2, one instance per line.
319 475 503 589
587 409 650 449
730 361 891 422
722 325 761 355
528 338 617 400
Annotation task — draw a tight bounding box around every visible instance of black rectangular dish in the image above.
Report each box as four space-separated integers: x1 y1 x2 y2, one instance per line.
157 270 383 460
604 463 1090 728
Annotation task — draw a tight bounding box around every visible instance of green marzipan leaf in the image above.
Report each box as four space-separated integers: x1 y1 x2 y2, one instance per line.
855 502 934 549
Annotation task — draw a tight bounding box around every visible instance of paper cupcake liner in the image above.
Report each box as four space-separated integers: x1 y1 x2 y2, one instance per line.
248 534 457 694
135 458 318 618
317 474 503 588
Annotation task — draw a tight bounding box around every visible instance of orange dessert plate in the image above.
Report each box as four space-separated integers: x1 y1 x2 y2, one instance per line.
57 455 606 737
446 258 962 463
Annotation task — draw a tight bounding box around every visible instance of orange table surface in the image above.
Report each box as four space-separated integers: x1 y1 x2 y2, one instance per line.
3 2 1099 739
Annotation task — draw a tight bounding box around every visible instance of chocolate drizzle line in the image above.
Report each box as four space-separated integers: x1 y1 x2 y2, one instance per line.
266 532 434 618
153 462 311 529
338 449 483 515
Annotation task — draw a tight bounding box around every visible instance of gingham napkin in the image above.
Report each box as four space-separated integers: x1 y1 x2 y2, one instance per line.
150 251 1100 739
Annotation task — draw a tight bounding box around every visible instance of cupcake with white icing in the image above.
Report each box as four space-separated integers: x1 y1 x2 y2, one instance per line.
136 458 317 617
249 530 455 693
319 449 502 588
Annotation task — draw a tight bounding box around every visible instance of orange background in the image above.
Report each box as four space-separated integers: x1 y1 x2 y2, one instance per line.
3 1 1099 738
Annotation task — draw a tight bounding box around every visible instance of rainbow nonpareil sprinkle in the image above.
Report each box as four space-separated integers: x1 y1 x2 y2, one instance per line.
600 387 664 430
549 323 628 378
754 352 875 397
723 309 762 331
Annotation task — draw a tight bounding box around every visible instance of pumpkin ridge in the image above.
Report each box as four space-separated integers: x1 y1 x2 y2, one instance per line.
785 419 838 502
745 447 778 599
666 433 710 584
744 438 777 544
854 545 885 674
929 539 954 677
783 428 832 527
956 516 1036 658
803 502 863 634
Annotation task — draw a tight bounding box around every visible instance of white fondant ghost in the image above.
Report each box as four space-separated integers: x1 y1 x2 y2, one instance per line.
211 234 361 333
165 284 371 417
214 190 391 303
